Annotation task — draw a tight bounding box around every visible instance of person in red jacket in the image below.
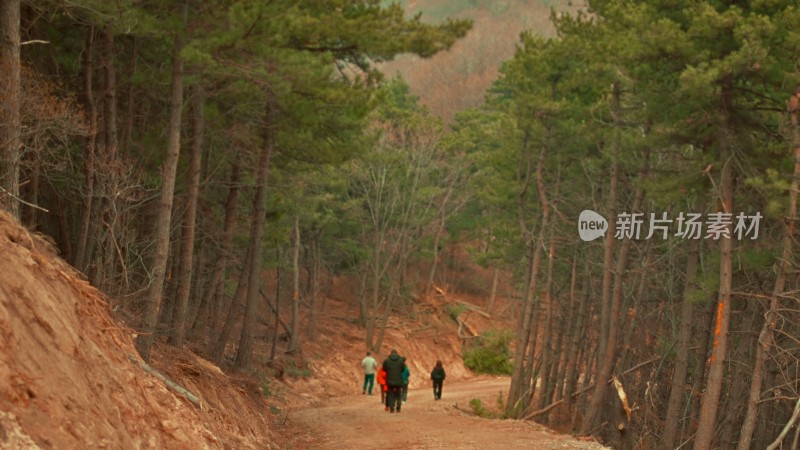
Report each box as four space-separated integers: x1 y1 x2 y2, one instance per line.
376 367 388 410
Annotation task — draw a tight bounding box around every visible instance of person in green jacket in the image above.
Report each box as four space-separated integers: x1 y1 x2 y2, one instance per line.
430 360 445 400
361 351 378 395
401 366 410 403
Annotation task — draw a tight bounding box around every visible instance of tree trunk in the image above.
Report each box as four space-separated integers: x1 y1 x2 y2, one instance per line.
549 262 574 409
521 291 543 415
580 148 647 435
693 85 736 450
572 337 597 431
720 314 753 448
158 224 181 334
288 214 301 353
55 201 73 263
535 159 560 412
190 151 241 342
365 316 375 351
663 238 700 450
427 188 452 293
686 297 716 445
212 242 251 362
598 82 622 372
75 25 97 271
122 36 136 155
365 235 383 350
619 252 649 371
269 260 282 363
136 9 186 361
506 141 546 418
561 257 591 422
20 150 39 227
92 25 119 294
372 291 394 353
357 273 368 328
506 229 542 417
754 368 774 450
169 84 204 347
234 92 275 369
0 0 21 218
306 233 321 338
487 268 499 313
102 27 117 158
508 232 544 417
553 256 578 406
543 307 564 412
737 88 800 450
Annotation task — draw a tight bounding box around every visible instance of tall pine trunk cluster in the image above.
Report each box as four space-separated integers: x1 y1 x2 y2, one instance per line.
492 2 800 449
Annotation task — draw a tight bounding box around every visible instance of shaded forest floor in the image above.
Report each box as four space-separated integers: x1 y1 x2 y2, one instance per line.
0 210 605 449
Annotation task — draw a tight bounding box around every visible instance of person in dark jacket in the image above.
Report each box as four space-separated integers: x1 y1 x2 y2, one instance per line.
431 360 446 400
382 349 407 413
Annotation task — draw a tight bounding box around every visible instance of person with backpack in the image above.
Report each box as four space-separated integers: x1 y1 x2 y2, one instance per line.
431 360 446 400
382 349 407 413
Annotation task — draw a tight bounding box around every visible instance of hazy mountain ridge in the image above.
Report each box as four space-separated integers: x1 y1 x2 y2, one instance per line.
379 0 581 121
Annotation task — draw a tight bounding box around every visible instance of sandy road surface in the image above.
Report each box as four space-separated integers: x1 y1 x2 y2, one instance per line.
275 376 608 450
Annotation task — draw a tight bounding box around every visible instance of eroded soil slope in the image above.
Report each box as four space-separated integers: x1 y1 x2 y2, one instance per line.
0 211 271 449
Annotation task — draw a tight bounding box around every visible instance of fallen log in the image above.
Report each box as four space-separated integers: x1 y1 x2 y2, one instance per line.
456 315 478 339
128 354 201 408
456 300 491 318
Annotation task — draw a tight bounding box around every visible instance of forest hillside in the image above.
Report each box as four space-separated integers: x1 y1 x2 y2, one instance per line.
3 1 800 449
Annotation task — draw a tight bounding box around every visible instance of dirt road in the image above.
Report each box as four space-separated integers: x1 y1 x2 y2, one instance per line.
276 376 608 450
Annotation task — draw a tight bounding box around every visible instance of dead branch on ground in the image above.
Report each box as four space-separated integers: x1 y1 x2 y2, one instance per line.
128 354 201 408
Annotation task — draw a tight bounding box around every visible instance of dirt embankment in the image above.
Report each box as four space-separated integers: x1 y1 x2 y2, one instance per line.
0 211 273 449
